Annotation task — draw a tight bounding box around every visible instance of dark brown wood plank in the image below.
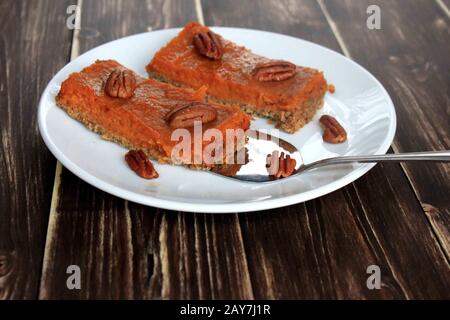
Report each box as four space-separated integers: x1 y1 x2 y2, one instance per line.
348 159 450 298
38 0 253 299
0 0 73 299
203 0 450 299
438 0 450 15
321 0 450 259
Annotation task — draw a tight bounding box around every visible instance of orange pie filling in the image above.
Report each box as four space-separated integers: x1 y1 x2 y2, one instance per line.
56 60 251 169
146 22 328 133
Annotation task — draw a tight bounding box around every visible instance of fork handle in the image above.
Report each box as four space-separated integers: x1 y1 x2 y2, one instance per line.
302 150 450 171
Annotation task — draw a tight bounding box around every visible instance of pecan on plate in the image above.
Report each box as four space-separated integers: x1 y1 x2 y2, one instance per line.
319 115 347 144
327 84 336 94
125 150 159 179
105 69 136 98
266 151 297 179
165 102 218 128
193 31 223 60
253 60 297 82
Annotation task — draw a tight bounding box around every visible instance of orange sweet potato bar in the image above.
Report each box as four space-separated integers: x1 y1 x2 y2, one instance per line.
56 60 250 169
146 22 328 133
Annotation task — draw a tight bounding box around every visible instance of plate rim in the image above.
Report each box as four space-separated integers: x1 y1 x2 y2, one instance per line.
38 26 397 213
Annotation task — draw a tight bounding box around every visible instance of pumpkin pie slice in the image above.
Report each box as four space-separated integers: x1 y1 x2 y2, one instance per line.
56 60 251 169
146 22 328 133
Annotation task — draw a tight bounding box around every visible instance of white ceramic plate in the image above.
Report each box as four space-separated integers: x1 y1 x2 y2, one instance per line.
38 27 396 213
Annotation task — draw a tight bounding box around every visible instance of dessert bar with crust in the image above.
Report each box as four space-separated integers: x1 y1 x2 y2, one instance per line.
146 22 328 133
56 59 251 169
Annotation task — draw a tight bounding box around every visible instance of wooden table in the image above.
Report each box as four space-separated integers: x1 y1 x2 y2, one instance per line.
1 0 449 299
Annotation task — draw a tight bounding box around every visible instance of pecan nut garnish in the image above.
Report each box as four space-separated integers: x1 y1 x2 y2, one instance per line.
165 102 218 128
125 150 159 179
319 115 347 144
105 69 136 98
266 151 297 179
327 84 336 94
193 31 223 60
253 60 297 82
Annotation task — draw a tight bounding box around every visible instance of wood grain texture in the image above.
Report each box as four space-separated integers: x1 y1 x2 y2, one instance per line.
203 0 450 298
0 0 73 299
321 0 450 259
38 0 253 299
437 0 450 16
34 0 450 300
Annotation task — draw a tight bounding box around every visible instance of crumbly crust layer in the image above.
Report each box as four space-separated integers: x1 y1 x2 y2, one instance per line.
57 100 247 171
148 71 324 133
57 101 170 162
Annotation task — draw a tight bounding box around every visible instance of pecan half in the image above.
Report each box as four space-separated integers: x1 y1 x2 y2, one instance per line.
125 150 159 179
193 31 223 60
105 69 136 98
266 151 297 179
327 84 336 94
319 115 347 144
253 60 297 82
165 102 218 128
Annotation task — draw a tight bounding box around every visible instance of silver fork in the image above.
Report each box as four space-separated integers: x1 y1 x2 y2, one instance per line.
212 130 450 182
